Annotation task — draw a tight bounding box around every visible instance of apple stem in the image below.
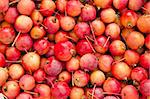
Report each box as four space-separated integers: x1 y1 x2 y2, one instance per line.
45 77 54 88
85 35 96 53
92 84 96 99
87 91 99 99
89 22 98 45
102 92 121 96
103 36 110 48
6 60 22 63
112 57 126 65
72 71 74 86
9 0 20 5
39 23 48 29
24 48 28 54
65 35 76 42
11 32 21 47
24 90 38 95
86 36 94 42
65 5 67 17
141 7 150 14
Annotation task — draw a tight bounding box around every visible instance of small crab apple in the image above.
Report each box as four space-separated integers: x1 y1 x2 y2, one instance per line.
17 0 35 15
76 39 93 56
30 26 46 39
91 19 105 36
105 23 120 40
56 0 67 13
15 15 33 33
0 0 9 13
58 71 71 83
140 79 150 96
33 39 50 55
8 64 24 80
40 0 56 16
140 52 150 69
15 34 33 51
55 30 69 43
19 74 35 91
43 16 60 34
137 15 150 33
2 81 20 99
44 57 63 76
51 82 71 99
93 0 113 8
4 7 19 24
0 52 5 67
126 31 145 50
22 52 40 72
120 10 138 28
121 85 139 99
73 70 89 87
109 40 126 56
100 8 116 23
31 10 43 26
66 0 82 17
74 22 91 39
90 70 105 86
128 0 144 11
80 4 96 21
33 84 51 98
124 50 140 66
112 62 131 80
70 87 84 99
0 67 8 86
16 92 33 99
66 57 80 72
131 67 148 82
33 69 46 83
98 55 113 72
0 27 16 44
60 16 76 31
6 47 21 61
94 35 110 54
113 0 128 10
54 41 76 61
80 53 98 71
103 77 121 93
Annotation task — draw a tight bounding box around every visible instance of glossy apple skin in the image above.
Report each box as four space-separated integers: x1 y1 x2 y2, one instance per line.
121 10 138 28
140 80 150 96
40 0 56 16
2 81 20 99
74 22 90 39
43 16 60 34
137 15 150 33
80 4 96 21
51 82 71 99
22 52 40 72
131 67 148 82
66 0 82 17
0 27 16 44
54 41 76 61
121 85 139 99
140 52 150 69
4 7 19 24
44 57 62 76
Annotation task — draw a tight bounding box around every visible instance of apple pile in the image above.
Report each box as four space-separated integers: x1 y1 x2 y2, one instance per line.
0 0 150 99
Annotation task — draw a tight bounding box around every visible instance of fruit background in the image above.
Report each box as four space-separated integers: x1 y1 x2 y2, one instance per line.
0 0 150 99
